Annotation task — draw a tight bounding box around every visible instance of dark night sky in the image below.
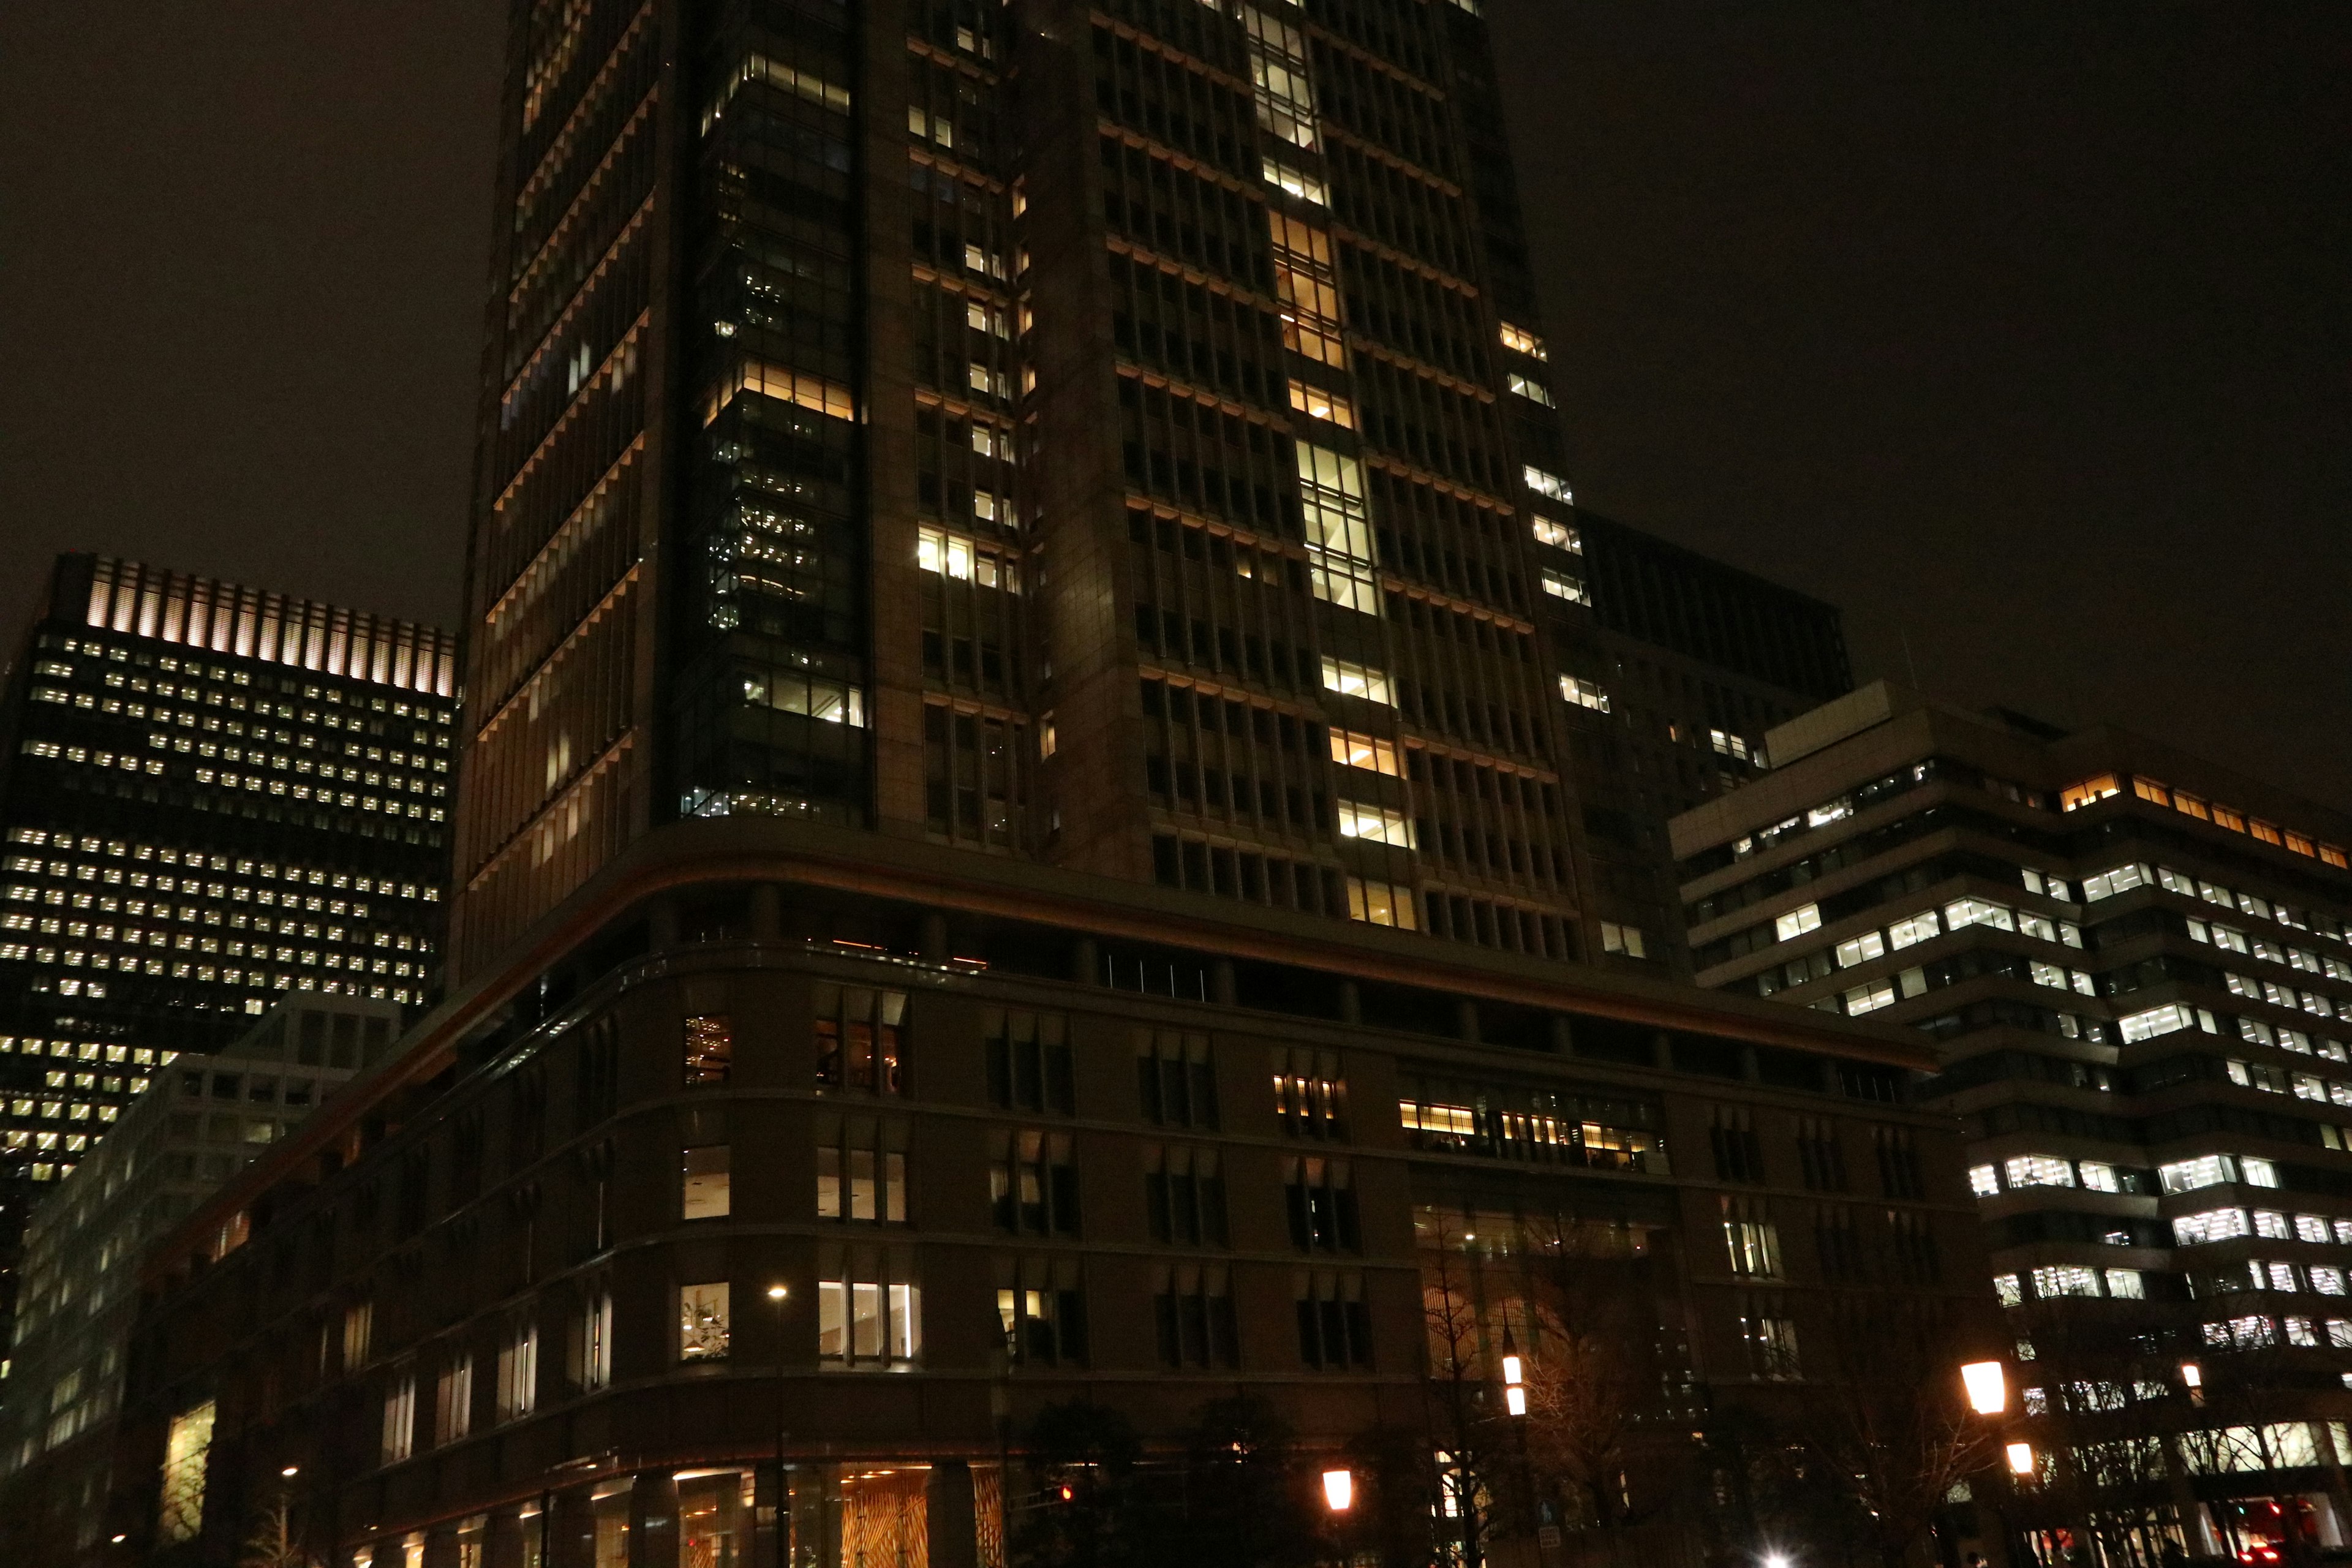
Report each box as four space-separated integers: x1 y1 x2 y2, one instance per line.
2 4 2346 805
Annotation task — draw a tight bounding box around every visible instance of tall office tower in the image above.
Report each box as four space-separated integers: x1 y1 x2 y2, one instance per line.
1673 682 2352 1556
0 556 456 1182
1550 511 1850 971
87 11 2007 1568
454 0 1618 977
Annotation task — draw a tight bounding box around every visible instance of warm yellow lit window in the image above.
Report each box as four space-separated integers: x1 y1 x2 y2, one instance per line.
2286 832 2316 858
1288 380 1355 429
1327 729 1400 777
2250 820 2283 846
1346 877 1418 930
1499 322 1547 360
1531 516 1580 552
2211 803 2247 832
2173 790 2211 821
2058 775 2119 812
2130 777 2169 805
2320 845 2349 870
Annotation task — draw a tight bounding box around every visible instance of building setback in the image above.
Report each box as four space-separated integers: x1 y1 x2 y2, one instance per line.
1552 511 1850 973
1671 681 2352 1556
75 6 2007 1568
0 995 390 1541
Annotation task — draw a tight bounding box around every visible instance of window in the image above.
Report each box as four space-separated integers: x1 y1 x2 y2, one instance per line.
818 1250 921 1367
1943 898 2015 933
2078 1162 2120 1194
815 984 906 1095
679 1283 731 1362
1876 1128 1926 1199
434 1354 473 1446
2118 1003 2206 1042
2161 1155 2239 1193
1273 1046 1346 1138
343 1300 374 1367
684 1015 732 1087
997 1258 1085 1366
1499 322 1547 359
574 1291 613 1390
1145 1146 1228 1246
1724 1209 1782 1278
2059 775 2120 812
817 1122 908 1224
1888 911 1940 949
2173 1209 2251 1245
682 1145 731 1221
2032 1265 2101 1298
1531 516 1579 551
1745 1313 1801 1380
990 1129 1079 1235
1969 1164 2000 1197
1139 1031 1217 1128
382 1369 418 1463
495 1321 538 1422
1559 674 1610 712
1711 1108 1765 1183
2003 1155 2076 1189
1539 568 1589 605
1336 801 1414 848
1328 728 1401 776
1295 1271 1371 1368
1287 380 1355 428
158 1401 216 1544
2105 1269 2146 1300
1774 904 1822 942
1346 876 1419 930
1834 932 1885 968
1796 1118 1848 1191
983 1006 1077 1114
1524 465 1572 505
1153 1265 1238 1368
1599 921 1648 958
1284 1156 1360 1252
1321 657 1393 706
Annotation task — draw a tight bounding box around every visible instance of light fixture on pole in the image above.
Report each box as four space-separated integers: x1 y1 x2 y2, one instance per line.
1322 1469 1354 1512
1959 1360 2008 1415
2005 1442 2035 1477
1502 1330 1528 1417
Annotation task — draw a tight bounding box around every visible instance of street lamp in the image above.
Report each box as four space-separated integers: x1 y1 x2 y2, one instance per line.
2004 1442 2036 1477
1502 1338 1528 1418
1322 1469 1354 1512
767 1284 790 1553
1959 1361 2008 1416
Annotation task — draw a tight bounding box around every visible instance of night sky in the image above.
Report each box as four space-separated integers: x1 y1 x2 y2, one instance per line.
2 4 2345 805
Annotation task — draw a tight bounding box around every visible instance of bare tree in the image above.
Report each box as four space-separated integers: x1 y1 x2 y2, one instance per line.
240 1486 319 1568
1418 1208 1499 1568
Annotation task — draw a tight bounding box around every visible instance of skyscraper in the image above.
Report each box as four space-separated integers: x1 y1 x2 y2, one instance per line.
78 10 2006 1568
0 554 455 1175
454 0 1621 976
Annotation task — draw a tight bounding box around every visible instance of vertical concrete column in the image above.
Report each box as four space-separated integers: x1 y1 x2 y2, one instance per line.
926 1461 980 1568
1739 1045 1761 1083
648 896 682 952
747 883 782 941
1549 1014 1575 1055
1336 981 1361 1025
919 910 950 960
1071 937 1099 986
549 1487 595 1568
631 1471 680 1568
1651 1030 1676 1072
1210 959 1237 1007
421 1525 461 1568
1455 1000 1480 1045
485 1509 526 1568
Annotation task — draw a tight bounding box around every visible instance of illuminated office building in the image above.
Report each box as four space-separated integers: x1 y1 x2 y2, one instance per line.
82 9 2003 1568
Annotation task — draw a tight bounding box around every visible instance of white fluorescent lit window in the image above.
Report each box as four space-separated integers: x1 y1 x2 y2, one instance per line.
1262 157 1328 205
1558 675 1609 712
2172 1208 2251 1245
1944 898 2016 933
2003 1155 2076 1189
1336 801 1414 849
1968 1164 2000 1196
1506 372 1555 407
2078 1162 2120 1193
1888 911 1940 949
1321 657 1393 706
1774 905 1822 942
1835 931 1886 968
1540 569 1590 605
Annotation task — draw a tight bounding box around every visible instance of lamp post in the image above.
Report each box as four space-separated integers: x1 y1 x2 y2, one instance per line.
1501 1332 1542 1564
1321 1467 1354 1567
766 1284 789 1568
1959 1359 2033 1568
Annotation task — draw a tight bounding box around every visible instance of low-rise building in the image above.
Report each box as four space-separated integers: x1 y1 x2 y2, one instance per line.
1673 680 2352 1558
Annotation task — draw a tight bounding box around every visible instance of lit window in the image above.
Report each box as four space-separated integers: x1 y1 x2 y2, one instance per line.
1523 466 1572 505
1834 932 1885 968
1345 878 1417 931
1968 1164 2000 1197
1499 322 1547 360
1558 675 1609 712
679 1282 731 1361
1506 372 1555 407
2059 775 2120 812
1773 905 1822 942
1888 911 1940 949
1540 569 1590 605
1287 380 1355 428
1336 802 1414 849
2003 1155 2076 1189
1262 157 1328 204
1530 516 1580 552
1321 657 1393 706
1327 729 1400 777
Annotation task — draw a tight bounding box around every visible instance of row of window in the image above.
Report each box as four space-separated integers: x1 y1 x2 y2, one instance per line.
2065 773 2351 870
